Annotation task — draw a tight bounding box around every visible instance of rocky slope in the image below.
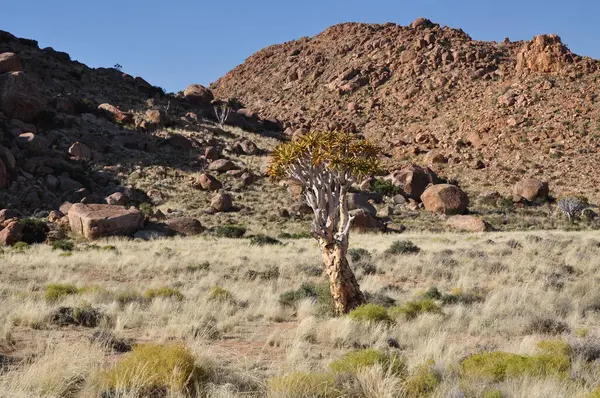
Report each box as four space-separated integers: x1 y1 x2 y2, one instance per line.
212 18 600 200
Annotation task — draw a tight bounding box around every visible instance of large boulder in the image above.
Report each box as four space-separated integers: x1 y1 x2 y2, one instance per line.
446 215 492 232
165 217 205 236
421 184 469 215
349 209 386 232
210 192 233 212
0 53 23 74
194 173 222 191
512 178 549 203
98 103 133 124
347 192 377 215
183 84 214 105
68 203 144 239
0 221 23 246
0 209 18 223
385 165 439 200
0 72 46 122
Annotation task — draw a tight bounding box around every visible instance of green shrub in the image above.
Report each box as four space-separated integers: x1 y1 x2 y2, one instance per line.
524 317 570 335
372 179 400 197
138 203 153 217
51 240 75 252
186 261 210 272
460 347 571 382
440 288 485 305
116 291 146 306
48 305 107 327
404 360 440 397
348 248 371 262
12 241 29 252
143 287 184 301
45 283 78 302
329 348 406 376
209 286 233 302
421 287 442 300
249 234 282 246
483 390 504 398
103 343 205 394
213 225 246 238
390 299 442 320
267 372 340 398
20 218 49 244
279 282 332 311
385 240 420 255
348 304 392 323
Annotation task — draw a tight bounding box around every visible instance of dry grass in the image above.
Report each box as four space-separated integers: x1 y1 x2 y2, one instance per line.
1 230 600 396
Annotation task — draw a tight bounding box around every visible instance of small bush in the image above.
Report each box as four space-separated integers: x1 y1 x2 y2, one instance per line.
348 304 392 323
483 390 504 398
20 218 49 244
138 203 153 218
279 282 332 310
364 291 396 307
249 234 282 246
421 287 442 300
186 261 210 272
348 248 371 262
51 240 75 252
103 343 205 394
524 316 570 335
372 179 400 197
209 286 234 302
213 225 246 238
439 288 485 305
89 330 132 353
143 287 184 301
12 241 29 252
329 348 406 376
404 360 440 398
267 372 340 398
48 305 106 327
116 291 146 306
390 299 442 320
385 240 420 255
45 283 78 302
298 264 323 276
246 266 280 281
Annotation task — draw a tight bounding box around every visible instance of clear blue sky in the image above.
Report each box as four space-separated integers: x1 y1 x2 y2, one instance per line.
2 1 597 93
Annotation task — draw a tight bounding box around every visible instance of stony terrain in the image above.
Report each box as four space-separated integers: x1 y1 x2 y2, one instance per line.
212 18 600 202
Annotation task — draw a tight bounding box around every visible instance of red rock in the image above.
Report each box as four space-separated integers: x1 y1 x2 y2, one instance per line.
195 173 222 191
421 184 469 215
68 203 144 239
204 146 220 160
513 178 549 203
0 221 23 246
165 217 205 236
446 215 492 232
183 84 214 105
208 159 238 172
98 103 133 123
386 165 439 200
349 209 385 231
0 209 18 223
210 193 233 212
106 192 127 206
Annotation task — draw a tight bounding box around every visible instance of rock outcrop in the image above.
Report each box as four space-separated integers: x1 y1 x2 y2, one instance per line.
68 203 143 239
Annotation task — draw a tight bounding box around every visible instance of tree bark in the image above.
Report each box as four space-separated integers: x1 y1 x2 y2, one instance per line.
319 238 365 315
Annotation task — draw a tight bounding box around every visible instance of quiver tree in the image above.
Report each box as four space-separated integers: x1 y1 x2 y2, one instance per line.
268 131 381 314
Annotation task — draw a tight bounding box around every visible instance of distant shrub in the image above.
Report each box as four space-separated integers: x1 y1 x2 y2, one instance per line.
209 285 234 302
249 234 282 246
390 299 442 320
143 287 184 301
557 196 594 222
385 240 420 255
279 232 312 239
213 225 246 238
372 179 400 197
438 287 485 305
329 348 406 376
524 316 570 335
364 291 396 307
348 304 392 323
348 248 371 262
12 241 29 252
186 261 210 272
20 218 49 244
404 360 441 398
138 203 153 218
483 390 504 398
279 282 331 309
267 372 340 398
246 266 280 281
103 343 205 394
51 240 74 252
116 291 146 306
298 264 323 276
45 283 78 302
48 305 106 327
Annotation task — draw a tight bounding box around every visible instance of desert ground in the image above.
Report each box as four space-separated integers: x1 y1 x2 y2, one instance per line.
1 230 600 397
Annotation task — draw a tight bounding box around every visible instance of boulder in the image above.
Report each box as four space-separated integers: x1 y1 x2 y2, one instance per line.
144 109 168 128
195 173 222 191
0 52 23 73
68 142 92 159
0 209 18 223
0 72 46 122
210 192 233 212
347 192 377 215
0 221 23 246
106 192 127 206
58 174 83 192
204 146 220 160
240 139 258 155
167 134 192 150
349 209 386 232
183 84 214 105
59 202 74 215
16 132 50 154
0 158 7 189
165 217 205 236
45 174 59 191
287 179 303 197
0 146 15 171
208 159 238 172
386 165 439 200
512 178 549 203
446 215 492 232
421 184 469 215
68 203 144 239
423 151 447 165
98 103 133 124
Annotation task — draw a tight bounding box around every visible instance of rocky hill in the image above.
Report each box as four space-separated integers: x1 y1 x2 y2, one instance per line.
212 18 600 200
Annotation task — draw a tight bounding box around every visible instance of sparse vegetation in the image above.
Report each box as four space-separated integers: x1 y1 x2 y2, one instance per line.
385 240 421 255
348 303 392 323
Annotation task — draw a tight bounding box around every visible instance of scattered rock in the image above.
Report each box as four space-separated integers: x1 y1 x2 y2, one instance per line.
210 192 233 212
0 221 23 246
183 84 214 105
347 192 377 215
106 192 127 206
165 217 205 236
208 159 238 172
68 203 144 239
513 178 549 203
386 165 439 200
16 132 50 154
0 209 18 223
97 103 133 124
423 151 447 165
349 209 386 231
167 134 192 150
195 173 222 191
204 146 220 160
446 215 492 232
421 184 469 215
68 142 91 159
0 159 7 189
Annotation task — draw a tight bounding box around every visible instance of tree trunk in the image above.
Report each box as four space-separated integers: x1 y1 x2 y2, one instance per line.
319 239 365 315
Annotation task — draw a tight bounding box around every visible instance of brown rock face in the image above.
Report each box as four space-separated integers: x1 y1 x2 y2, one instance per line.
0 72 46 122
210 192 233 212
183 84 214 105
512 178 549 203
516 34 574 73
165 217 205 236
68 203 144 239
421 184 469 214
386 165 439 200
446 215 491 232
0 221 23 246
0 52 23 73
195 173 222 191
